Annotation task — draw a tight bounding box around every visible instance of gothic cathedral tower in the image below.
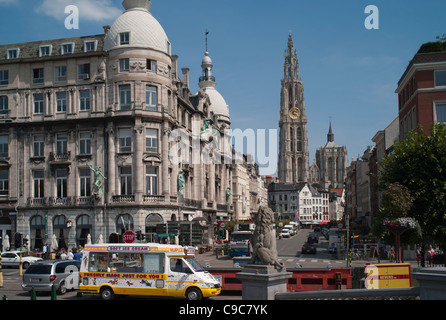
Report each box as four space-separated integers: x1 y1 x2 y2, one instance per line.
278 33 310 184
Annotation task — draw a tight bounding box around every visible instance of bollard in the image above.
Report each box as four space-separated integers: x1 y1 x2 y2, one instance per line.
51 283 57 300
30 287 36 300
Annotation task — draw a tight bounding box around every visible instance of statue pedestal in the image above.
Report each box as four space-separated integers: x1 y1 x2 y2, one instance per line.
235 264 292 300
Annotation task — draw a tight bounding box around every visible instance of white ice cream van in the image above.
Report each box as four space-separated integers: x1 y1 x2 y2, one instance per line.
77 243 221 300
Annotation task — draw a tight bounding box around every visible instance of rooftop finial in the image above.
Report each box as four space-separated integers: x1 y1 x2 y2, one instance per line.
122 0 152 12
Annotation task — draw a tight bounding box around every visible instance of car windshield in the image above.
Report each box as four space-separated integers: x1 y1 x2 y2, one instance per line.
25 265 52 274
230 234 251 242
184 258 204 272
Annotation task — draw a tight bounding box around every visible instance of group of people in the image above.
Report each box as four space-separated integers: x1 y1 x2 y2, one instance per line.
416 244 443 267
41 244 84 261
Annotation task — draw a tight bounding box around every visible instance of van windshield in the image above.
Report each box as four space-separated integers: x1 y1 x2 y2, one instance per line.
184 258 204 272
230 234 251 242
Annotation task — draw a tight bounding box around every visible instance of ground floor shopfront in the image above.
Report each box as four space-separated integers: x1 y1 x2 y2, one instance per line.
3 205 224 252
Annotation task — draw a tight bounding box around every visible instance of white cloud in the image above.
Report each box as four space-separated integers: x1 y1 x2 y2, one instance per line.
36 0 122 22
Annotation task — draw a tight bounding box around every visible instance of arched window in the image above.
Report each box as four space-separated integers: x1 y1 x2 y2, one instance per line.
116 214 134 234
145 213 163 242
328 158 333 181
53 215 68 250
76 215 91 247
30 215 44 250
297 127 302 151
298 158 303 181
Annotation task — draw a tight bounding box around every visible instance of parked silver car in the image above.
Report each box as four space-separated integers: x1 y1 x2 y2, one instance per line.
22 260 80 295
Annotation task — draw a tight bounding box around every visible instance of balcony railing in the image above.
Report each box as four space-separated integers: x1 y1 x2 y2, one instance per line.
112 195 135 203
49 151 71 162
27 196 95 207
143 195 164 203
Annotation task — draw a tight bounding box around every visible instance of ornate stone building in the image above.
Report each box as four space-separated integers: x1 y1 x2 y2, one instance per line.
0 0 237 250
277 33 310 184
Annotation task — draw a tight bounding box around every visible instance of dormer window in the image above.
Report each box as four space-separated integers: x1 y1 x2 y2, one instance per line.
61 42 75 55
120 32 130 45
39 45 52 57
84 40 97 52
6 48 19 60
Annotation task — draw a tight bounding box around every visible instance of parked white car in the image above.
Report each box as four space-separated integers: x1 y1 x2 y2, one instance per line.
1 251 43 269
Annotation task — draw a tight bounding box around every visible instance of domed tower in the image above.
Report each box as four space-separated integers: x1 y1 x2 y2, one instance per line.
198 51 230 126
102 0 174 206
104 0 173 112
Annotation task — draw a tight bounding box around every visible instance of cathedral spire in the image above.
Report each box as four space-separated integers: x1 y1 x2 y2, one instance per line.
327 120 334 142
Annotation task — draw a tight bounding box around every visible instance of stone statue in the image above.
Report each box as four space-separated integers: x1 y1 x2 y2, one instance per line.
177 169 185 195
250 205 284 269
87 162 107 195
225 187 232 205
200 118 212 135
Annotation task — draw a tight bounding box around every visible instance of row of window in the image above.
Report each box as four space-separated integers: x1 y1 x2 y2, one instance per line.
29 90 92 114
118 31 171 55
0 166 159 198
119 84 158 111
0 84 159 116
119 58 159 73
3 40 98 60
0 128 159 159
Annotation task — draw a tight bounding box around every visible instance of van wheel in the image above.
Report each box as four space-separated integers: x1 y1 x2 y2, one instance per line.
57 281 67 295
186 287 202 300
100 287 115 301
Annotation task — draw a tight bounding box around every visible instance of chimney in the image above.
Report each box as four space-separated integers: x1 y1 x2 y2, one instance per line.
171 55 179 80
182 68 190 89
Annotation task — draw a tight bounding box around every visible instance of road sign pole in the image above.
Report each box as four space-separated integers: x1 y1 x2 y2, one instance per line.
346 214 350 268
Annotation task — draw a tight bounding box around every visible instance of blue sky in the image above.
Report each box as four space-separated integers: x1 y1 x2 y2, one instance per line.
1 0 445 175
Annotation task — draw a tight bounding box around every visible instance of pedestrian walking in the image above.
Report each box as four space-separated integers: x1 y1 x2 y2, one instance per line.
60 249 67 260
427 245 435 267
416 245 422 267
42 243 48 260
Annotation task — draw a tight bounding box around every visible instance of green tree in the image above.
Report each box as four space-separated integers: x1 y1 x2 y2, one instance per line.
378 122 446 249
373 183 421 245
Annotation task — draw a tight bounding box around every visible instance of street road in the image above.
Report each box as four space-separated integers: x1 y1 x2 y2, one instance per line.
0 227 409 301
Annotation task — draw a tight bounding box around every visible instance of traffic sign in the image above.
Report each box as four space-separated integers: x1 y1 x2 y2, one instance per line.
123 231 136 243
337 223 343 229
219 221 227 229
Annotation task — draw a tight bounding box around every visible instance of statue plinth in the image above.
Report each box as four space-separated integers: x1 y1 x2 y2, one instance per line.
235 264 292 300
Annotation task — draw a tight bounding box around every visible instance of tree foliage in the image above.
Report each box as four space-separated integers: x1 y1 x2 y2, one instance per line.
373 183 421 244
378 122 446 244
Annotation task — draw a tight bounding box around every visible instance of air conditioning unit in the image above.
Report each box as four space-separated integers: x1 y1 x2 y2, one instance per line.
83 73 90 80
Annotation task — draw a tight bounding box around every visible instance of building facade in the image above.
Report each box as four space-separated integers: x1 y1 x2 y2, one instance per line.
396 50 446 139
0 0 240 250
277 33 310 184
